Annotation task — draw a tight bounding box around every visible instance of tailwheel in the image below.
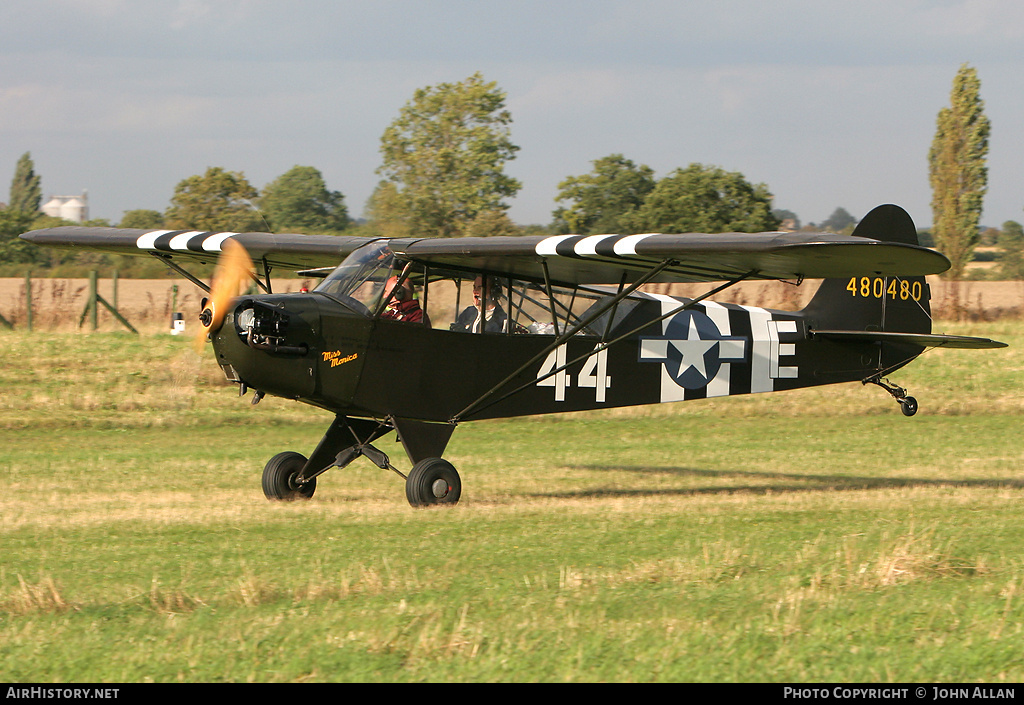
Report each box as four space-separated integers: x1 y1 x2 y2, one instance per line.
405 458 461 507
262 451 316 500
866 376 920 417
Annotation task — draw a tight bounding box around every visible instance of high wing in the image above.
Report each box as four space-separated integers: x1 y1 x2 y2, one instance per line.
21 208 950 285
19 226 375 271
391 230 949 286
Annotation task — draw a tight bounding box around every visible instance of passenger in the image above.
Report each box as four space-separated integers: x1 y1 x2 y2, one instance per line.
452 275 522 333
380 275 429 325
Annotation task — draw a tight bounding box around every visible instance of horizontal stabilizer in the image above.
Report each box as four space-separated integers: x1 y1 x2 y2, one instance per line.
811 329 1007 349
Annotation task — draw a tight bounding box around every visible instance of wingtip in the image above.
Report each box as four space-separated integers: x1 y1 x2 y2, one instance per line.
19 225 93 242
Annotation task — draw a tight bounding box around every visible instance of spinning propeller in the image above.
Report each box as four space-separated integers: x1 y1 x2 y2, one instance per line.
194 238 256 352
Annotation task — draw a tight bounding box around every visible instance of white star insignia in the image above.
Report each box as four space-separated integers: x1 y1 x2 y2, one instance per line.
668 316 717 380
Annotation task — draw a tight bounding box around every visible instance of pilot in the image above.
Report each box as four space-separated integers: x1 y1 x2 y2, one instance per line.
381 275 429 325
452 275 521 333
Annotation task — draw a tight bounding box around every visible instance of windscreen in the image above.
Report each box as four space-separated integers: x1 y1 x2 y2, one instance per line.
314 241 395 315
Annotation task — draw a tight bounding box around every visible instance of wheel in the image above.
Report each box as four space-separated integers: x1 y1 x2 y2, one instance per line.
262 451 316 500
900 397 919 417
405 458 461 507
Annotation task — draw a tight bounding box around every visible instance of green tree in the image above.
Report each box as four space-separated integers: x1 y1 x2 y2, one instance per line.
9 152 42 214
622 164 779 234
552 154 656 234
928 64 990 279
259 165 349 233
378 72 521 238
997 220 1024 280
164 167 267 232
820 207 857 233
362 181 413 239
0 208 42 264
773 209 800 230
979 226 1001 247
118 209 164 229
462 209 522 238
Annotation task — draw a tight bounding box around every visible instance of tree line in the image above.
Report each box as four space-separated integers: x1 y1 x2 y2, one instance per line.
1 66 1020 279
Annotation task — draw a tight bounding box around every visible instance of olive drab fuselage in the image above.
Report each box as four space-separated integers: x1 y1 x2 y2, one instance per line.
211 286 925 425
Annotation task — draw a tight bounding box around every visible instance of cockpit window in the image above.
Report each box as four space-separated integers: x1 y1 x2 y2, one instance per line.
421 273 640 338
316 244 645 335
314 241 395 316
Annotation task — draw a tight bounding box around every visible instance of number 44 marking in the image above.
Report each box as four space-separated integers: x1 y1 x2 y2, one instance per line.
537 344 611 402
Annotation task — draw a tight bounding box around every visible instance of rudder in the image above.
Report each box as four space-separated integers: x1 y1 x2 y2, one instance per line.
803 204 932 336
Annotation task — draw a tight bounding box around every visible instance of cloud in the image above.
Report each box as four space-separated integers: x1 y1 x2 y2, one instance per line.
511 70 631 113
917 0 1024 39
1 1 1021 226
169 0 214 30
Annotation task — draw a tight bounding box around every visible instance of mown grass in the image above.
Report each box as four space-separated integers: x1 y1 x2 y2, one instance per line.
0 323 1022 682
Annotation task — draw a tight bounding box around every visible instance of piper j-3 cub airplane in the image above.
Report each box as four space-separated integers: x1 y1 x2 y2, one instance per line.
21 204 1006 506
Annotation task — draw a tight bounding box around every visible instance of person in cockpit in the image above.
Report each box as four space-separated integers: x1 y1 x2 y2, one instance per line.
381 275 429 326
452 275 515 333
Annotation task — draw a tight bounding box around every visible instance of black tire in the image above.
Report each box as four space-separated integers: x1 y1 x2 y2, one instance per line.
901 397 919 417
262 451 316 500
405 458 461 507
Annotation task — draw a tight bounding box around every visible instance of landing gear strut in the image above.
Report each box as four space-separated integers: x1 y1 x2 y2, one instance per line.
865 376 918 416
261 415 461 507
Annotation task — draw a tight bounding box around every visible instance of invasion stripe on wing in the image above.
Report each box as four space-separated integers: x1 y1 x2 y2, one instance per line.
136 230 173 250
612 234 656 256
573 234 616 256
201 232 237 252
535 233 660 258
535 234 576 256
167 231 202 250
136 230 238 253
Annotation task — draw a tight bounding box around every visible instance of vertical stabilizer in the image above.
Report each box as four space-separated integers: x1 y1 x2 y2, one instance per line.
803 204 932 336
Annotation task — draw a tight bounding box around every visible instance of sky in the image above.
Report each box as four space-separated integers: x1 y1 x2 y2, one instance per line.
0 0 1022 230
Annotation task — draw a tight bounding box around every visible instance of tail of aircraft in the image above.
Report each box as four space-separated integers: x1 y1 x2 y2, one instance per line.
803 204 932 337
801 204 937 413
802 204 1005 415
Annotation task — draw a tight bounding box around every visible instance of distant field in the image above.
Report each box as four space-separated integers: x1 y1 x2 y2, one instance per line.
0 322 1022 682
2 276 1023 333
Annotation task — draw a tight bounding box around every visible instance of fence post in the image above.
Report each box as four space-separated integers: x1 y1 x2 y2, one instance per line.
0 276 19 329
78 270 138 334
89 270 98 331
25 271 33 332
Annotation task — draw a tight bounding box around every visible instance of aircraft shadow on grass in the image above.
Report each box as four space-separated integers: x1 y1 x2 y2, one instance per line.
540 465 1024 500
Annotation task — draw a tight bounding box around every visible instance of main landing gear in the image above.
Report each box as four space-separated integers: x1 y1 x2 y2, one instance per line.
262 451 317 500
405 458 462 506
865 376 919 416
260 415 460 507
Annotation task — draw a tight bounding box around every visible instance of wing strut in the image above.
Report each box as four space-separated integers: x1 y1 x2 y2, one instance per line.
149 250 273 294
454 269 758 422
540 260 561 337
602 272 630 342
261 257 273 294
450 258 680 422
150 253 212 293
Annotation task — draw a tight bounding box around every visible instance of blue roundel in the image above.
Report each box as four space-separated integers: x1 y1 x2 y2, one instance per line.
664 310 725 389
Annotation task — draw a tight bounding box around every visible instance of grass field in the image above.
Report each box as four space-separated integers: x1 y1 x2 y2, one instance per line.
1 321 1022 682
